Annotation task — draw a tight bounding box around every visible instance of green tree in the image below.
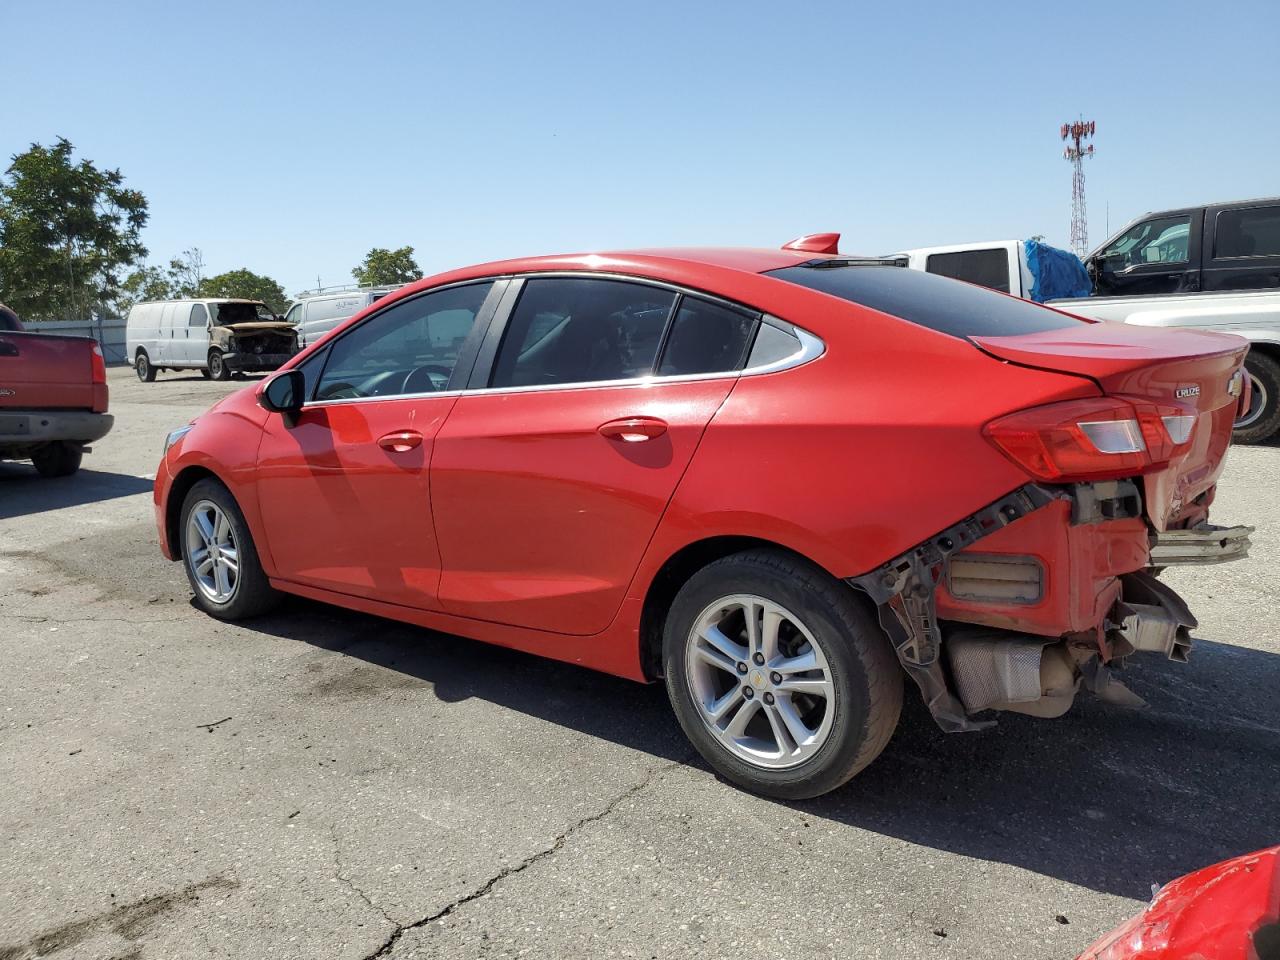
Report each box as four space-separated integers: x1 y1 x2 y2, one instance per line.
167 247 205 298
352 246 421 286
117 265 173 314
201 269 288 315
0 138 148 320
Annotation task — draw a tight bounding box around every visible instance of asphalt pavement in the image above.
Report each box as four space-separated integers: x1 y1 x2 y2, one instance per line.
2 366 1277 959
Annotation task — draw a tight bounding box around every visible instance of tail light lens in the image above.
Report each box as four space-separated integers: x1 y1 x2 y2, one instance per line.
90 342 107 383
984 397 1196 482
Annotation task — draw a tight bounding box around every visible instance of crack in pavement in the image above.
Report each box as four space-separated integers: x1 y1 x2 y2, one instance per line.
330 823 398 929
358 754 692 960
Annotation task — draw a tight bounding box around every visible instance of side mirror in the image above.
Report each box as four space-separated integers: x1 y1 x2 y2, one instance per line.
259 369 304 419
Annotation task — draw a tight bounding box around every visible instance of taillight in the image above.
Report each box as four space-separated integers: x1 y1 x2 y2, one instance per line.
91 342 107 384
984 397 1196 483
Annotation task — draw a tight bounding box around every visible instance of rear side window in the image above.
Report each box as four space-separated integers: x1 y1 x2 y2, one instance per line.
1214 205 1280 259
925 249 1011 293
490 278 677 388
658 298 757 376
767 265 1084 339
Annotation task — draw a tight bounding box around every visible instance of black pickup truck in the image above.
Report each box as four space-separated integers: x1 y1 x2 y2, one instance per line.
1088 197 1280 296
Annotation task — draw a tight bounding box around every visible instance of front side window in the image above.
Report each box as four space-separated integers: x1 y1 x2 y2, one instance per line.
314 282 493 401
284 304 303 325
188 303 208 327
1100 215 1191 266
925 249 1011 293
490 278 677 388
657 297 757 376
1214 205 1280 259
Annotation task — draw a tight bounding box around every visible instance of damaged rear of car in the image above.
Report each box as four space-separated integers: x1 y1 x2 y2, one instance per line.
770 260 1252 733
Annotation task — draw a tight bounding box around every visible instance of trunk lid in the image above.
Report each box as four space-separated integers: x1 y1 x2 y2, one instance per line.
973 323 1249 530
0 331 98 410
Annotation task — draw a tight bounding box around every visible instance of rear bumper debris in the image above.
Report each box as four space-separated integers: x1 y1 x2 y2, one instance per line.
1149 522 1253 566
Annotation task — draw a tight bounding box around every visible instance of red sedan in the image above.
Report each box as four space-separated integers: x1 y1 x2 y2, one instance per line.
153 235 1253 798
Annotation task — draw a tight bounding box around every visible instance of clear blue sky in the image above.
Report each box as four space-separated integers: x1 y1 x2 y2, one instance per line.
4 0 1277 297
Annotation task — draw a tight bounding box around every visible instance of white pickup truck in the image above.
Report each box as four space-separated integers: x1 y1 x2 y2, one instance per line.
899 198 1280 442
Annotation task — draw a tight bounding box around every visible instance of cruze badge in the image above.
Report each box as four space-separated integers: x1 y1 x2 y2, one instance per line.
1175 385 1201 399
0 388 14 398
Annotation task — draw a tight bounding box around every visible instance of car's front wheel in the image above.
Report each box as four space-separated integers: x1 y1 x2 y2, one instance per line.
208 350 231 381
663 549 903 800
180 478 279 620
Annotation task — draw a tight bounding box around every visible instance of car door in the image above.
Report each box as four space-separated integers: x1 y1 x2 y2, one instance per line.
183 303 209 365
431 276 760 635
1093 212 1202 296
253 280 502 608
1202 202 1280 292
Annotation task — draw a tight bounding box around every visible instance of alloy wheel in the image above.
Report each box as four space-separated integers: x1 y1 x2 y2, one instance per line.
185 499 240 604
1236 372 1268 429
685 594 836 769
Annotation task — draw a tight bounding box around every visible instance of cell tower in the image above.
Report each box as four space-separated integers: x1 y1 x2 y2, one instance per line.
1061 119 1096 257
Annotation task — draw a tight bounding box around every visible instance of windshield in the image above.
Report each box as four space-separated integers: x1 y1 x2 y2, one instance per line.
211 302 278 325
766 263 1086 339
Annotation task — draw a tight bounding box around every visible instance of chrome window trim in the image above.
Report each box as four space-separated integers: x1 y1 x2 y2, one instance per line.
300 325 823 408
298 270 825 409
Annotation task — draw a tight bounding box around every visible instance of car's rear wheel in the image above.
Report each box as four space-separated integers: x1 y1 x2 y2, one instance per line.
663 549 902 799
31 442 83 478
180 478 279 619
1234 352 1280 444
135 351 156 383
208 350 231 381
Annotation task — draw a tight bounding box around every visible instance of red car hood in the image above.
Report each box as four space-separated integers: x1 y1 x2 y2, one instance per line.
974 323 1250 530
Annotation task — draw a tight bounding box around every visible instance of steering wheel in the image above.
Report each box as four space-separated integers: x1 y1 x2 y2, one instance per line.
401 364 454 394
317 382 360 401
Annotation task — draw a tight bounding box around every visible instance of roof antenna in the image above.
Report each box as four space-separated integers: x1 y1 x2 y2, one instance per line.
782 233 841 255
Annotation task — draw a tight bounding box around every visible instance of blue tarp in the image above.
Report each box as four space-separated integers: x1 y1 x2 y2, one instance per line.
1024 240 1092 302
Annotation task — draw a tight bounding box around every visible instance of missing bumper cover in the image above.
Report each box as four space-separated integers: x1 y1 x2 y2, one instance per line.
849 484 1060 733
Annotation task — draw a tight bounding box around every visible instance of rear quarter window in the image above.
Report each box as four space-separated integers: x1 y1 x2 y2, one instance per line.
767 264 1085 339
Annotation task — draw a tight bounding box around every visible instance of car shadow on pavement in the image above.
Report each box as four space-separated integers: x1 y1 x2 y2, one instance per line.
0 466 154 519
248 597 1279 901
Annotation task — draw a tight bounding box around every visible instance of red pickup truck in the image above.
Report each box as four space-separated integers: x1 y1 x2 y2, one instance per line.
0 308 114 477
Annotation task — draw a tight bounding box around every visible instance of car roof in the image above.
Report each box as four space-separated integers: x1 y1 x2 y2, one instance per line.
397 247 830 298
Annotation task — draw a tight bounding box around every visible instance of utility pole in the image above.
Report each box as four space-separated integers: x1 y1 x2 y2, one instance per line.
1061 119 1096 258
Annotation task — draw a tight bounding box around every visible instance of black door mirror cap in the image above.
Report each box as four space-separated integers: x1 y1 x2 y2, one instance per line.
260 368 305 418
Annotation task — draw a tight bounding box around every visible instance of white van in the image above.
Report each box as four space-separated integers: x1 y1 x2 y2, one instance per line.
285 286 403 348
126 299 298 382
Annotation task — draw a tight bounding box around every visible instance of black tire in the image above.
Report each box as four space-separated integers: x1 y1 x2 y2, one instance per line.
1234 352 1280 444
135 351 156 383
663 549 903 800
179 478 280 620
208 350 231 381
31 442 83 478
199 368 212 380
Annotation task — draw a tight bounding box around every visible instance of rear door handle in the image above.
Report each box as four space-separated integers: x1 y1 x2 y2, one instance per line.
0 339 17 357
377 430 423 452
598 417 667 442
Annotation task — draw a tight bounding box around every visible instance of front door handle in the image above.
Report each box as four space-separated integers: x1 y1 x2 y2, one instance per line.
598 417 668 442
377 430 423 452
